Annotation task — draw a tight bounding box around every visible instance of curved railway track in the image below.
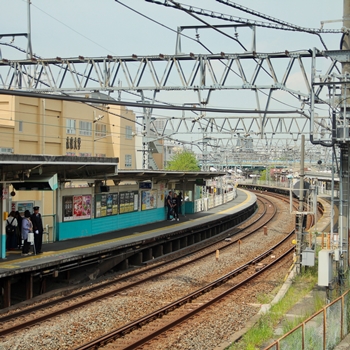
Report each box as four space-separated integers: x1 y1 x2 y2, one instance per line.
77 231 294 350
0 194 276 336
0 192 312 350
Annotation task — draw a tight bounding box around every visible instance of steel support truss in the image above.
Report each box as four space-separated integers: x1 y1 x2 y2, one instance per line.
0 49 342 152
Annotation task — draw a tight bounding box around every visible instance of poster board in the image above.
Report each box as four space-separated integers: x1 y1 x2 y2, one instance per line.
119 191 138 214
63 195 92 221
95 193 118 217
141 190 157 211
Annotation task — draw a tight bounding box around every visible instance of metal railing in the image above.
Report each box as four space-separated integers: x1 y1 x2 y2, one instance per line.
41 214 56 243
264 289 350 350
193 190 236 213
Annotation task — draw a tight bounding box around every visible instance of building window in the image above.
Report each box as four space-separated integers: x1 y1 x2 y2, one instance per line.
19 121 23 132
125 154 132 168
95 123 107 138
66 119 76 134
79 121 92 136
125 126 133 139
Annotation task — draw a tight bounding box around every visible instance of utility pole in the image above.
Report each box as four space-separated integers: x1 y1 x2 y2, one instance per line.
26 0 33 59
295 135 305 274
339 0 350 280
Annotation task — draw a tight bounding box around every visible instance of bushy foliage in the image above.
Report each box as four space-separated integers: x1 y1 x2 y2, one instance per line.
166 150 200 171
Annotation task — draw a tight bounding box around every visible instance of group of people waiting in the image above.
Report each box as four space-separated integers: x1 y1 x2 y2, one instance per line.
6 206 44 256
166 191 183 221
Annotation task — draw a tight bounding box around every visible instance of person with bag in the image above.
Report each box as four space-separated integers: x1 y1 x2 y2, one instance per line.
21 210 33 256
6 211 18 250
31 206 44 254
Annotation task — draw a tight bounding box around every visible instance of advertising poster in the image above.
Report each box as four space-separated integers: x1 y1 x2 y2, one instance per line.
73 195 92 219
95 193 118 217
100 194 107 217
63 196 73 221
17 202 35 216
106 194 113 216
119 192 125 214
95 195 101 218
112 193 118 215
81 195 92 217
141 190 157 210
128 192 134 212
64 195 92 221
134 193 139 211
119 191 138 214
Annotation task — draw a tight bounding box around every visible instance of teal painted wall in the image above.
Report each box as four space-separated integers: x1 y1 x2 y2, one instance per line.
184 201 194 214
57 207 166 241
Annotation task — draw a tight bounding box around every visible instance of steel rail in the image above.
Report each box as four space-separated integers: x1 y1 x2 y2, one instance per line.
75 231 295 349
0 196 272 336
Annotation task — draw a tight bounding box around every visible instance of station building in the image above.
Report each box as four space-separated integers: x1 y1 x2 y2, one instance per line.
0 95 230 259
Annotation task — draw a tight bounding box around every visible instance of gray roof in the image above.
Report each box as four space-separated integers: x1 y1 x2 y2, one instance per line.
0 154 225 185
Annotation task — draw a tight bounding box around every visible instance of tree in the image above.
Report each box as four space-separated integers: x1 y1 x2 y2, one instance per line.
259 169 267 181
166 150 200 171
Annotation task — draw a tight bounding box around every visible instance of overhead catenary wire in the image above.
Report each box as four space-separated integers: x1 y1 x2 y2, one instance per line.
114 0 214 54
145 0 342 34
165 0 247 51
215 0 342 34
215 0 334 51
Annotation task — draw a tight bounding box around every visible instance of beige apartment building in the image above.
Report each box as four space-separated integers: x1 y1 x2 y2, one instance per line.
0 94 138 210
0 95 136 162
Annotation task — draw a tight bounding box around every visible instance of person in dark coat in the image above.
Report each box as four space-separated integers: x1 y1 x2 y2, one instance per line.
166 191 173 221
6 211 18 250
31 206 44 254
172 193 179 221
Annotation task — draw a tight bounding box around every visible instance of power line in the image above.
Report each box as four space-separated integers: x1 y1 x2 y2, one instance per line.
215 0 341 34
0 88 304 114
114 0 213 53
145 0 342 34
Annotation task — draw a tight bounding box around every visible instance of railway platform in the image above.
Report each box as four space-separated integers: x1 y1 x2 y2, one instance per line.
0 188 256 308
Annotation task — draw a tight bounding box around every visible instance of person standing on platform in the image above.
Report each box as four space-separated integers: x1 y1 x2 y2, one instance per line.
6 211 18 250
172 193 179 221
31 206 44 254
166 191 173 221
21 210 32 256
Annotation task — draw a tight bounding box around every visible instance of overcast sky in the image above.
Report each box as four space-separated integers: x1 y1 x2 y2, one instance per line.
0 0 344 58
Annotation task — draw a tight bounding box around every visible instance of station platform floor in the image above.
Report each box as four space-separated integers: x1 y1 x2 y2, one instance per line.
0 189 255 278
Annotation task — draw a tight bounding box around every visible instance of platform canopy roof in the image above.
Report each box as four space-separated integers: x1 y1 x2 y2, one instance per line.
0 154 225 186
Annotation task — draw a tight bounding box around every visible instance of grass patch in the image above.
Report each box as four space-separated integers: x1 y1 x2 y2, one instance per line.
227 268 320 350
